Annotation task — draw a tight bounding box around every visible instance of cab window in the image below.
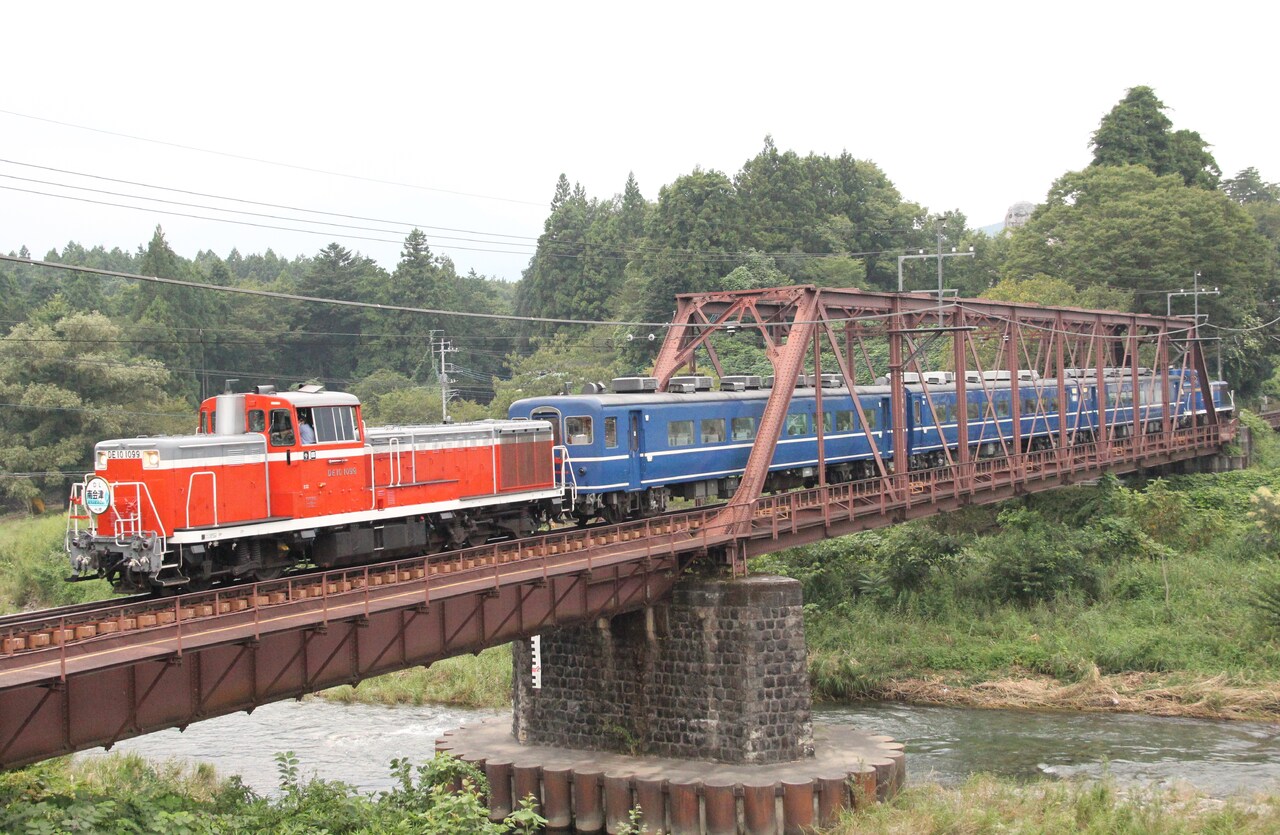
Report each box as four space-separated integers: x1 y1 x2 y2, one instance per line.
199 410 210 434
268 409 295 447
248 409 267 432
566 416 593 445
314 405 360 442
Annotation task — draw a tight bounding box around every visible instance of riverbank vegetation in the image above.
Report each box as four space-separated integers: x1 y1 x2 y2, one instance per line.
319 646 512 709
832 774 1280 834
753 414 1280 719
0 752 544 834
5 752 1279 834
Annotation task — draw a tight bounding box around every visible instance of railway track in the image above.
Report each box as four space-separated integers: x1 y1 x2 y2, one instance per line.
0 512 703 658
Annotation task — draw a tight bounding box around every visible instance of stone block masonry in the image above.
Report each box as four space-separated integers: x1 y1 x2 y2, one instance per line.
512 574 813 764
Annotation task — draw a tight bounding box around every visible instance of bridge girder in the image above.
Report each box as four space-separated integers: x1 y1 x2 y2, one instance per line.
650 285 1219 561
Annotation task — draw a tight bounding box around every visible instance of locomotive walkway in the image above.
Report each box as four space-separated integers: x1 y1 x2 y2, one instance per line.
0 423 1231 769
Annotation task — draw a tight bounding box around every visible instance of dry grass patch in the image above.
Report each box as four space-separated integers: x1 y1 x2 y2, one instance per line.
875 666 1280 721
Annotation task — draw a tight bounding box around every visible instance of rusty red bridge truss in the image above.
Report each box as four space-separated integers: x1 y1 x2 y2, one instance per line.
0 287 1234 768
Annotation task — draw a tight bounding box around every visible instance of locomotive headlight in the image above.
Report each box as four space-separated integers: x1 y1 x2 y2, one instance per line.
95 451 108 470
142 450 161 469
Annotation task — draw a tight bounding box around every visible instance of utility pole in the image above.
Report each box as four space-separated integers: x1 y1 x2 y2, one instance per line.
897 223 975 323
1166 271 1222 380
432 334 458 423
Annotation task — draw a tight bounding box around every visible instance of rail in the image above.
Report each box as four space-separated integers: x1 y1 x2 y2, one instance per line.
7 421 1229 670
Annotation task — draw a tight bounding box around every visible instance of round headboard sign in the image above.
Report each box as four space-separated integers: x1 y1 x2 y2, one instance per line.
84 477 112 516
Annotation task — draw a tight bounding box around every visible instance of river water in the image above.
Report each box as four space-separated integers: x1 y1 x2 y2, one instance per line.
79 700 1280 798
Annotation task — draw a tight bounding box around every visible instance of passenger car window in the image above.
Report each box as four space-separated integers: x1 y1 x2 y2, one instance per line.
668 420 694 446
565 416 593 445
731 417 756 441
864 408 879 431
785 414 808 437
701 418 725 444
604 417 618 448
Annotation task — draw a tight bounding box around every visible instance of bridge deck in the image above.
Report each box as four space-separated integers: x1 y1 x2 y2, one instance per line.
0 423 1229 768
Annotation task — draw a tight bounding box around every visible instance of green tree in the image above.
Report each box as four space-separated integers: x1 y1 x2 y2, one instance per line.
288 243 386 385
0 310 188 506
1004 165 1274 393
1090 86 1220 188
626 167 744 327
490 329 624 417
1223 167 1280 205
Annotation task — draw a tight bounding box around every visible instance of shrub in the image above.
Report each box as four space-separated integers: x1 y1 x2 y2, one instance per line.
978 525 1100 605
1249 486 1280 554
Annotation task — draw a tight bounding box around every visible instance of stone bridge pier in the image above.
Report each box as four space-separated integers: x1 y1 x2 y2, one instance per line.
438 573 904 834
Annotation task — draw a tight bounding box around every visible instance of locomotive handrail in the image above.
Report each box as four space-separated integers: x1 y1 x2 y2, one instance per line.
107 481 166 547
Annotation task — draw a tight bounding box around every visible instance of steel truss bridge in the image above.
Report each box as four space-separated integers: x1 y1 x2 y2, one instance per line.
0 287 1235 769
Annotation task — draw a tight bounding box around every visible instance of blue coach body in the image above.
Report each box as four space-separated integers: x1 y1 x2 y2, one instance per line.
509 371 1232 522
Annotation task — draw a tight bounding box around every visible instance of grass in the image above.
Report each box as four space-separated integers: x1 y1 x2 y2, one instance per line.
800 544 1280 718
831 774 1280 834
0 512 114 613
319 645 513 709
10 755 1280 834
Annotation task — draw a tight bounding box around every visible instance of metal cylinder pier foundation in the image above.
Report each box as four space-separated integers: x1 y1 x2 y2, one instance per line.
438 719 904 834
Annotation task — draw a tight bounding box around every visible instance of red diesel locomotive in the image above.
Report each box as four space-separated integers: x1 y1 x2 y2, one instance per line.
66 385 565 592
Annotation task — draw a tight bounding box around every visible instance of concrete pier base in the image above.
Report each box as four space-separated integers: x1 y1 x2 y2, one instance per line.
438 719 904 834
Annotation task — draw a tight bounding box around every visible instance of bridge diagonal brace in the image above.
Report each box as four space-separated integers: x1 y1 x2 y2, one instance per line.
704 288 822 541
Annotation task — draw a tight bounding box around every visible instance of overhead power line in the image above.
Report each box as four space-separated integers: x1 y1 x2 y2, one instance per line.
0 158 541 240
0 185 535 256
3 181 928 265
0 108 547 207
0 172 541 249
0 254 676 327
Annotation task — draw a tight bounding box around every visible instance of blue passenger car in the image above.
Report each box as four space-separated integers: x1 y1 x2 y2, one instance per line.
509 370 1232 524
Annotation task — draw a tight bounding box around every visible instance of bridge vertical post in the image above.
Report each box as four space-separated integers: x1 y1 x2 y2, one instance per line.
1129 317 1142 457
1190 320 1219 430
1094 318 1109 459
888 296 908 496
1160 327 1173 447
1055 312 1068 474
1007 309 1022 478
953 308 969 469
814 326 826 489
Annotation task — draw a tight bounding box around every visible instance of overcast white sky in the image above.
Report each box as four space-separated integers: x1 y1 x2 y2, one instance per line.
2 1 1275 283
